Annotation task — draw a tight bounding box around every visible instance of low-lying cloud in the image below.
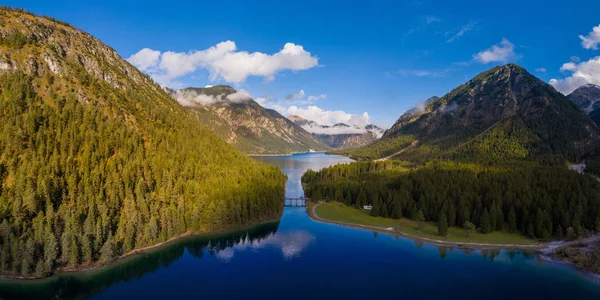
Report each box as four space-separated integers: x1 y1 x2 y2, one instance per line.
173 89 252 106
127 41 319 86
287 105 377 135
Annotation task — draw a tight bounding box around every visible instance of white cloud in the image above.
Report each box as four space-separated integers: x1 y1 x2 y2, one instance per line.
126 48 161 72
403 15 441 40
397 68 454 77
286 105 374 135
127 41 319 85
550 56 600 94
214 230 315 262
446 20 478 43
285 90 306 101
307 94 327 102
560 62 577 72
473 38 520 64
226 90 252 103
284 90 327 104
172 89 252 106
579 24 600 50
535 68 547 72
425 16 441 24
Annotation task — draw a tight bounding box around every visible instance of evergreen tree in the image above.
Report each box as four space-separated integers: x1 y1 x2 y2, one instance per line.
414 209 425 231
463 221 475 238
447 201 456 227
438 211 448 237
480 208 492 234
508 207 517 233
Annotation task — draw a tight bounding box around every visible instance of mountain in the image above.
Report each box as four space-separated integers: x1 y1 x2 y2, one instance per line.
0 8 285 277
568 83 600 127
351 64 599 161
171 86 327 154
288 115 384 149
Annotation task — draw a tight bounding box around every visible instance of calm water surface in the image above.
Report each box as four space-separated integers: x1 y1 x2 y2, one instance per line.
1 152 600 299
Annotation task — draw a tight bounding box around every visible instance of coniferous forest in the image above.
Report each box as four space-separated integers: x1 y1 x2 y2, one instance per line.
303 161 600 240
0 8 286 278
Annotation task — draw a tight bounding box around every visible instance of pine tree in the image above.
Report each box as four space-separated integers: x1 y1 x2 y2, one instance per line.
414 209 425 231
43 232 58 273
438 211 448 236
556 225 564 240
508 207 517 233
480 208 492 234
495 202 504 231
100 233 115 262
447 201 456 227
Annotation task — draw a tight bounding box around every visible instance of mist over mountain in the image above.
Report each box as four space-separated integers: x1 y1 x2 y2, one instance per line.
170 86 328 154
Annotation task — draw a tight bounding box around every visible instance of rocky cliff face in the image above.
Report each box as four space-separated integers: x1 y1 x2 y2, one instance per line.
378 64 599 161
0 10 160 99
172 86 327 154
568 84 600 127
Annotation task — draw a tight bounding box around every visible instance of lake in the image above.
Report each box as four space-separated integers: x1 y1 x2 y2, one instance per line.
1 152 600 299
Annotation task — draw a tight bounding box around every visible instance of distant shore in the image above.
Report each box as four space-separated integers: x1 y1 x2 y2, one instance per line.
248 151 326 157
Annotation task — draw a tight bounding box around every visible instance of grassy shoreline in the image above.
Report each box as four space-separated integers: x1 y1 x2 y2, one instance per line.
309 201 543 249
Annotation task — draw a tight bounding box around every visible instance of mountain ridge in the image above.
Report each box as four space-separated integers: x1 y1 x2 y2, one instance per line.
171 86 328 154
347 64 599 161
288 115 384 149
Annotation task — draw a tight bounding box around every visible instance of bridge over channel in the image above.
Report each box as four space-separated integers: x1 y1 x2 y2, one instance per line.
283 197 310 207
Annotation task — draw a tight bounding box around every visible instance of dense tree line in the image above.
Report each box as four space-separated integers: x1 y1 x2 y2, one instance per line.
302 161 600 240
0 67 285 277
0 221 279 299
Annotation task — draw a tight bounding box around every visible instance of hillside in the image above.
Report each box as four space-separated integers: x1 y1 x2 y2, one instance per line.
172 86 328 155
0 8 285 277
346 64 599 162
568 83 600 127
288 115 384 149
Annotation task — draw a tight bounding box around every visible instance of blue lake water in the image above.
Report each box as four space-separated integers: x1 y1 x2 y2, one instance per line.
1 152 600 299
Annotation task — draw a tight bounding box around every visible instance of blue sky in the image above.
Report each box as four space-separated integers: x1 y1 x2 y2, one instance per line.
7 0 600 128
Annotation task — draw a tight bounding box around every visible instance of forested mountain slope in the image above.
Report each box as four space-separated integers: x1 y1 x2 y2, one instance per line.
0 8 285 277
345 64 599 162
173 86 328 154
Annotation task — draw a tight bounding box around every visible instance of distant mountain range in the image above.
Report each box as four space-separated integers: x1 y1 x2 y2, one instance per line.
170 86 328 154
288 115 385 149
343 64 599 161
568 83 600 127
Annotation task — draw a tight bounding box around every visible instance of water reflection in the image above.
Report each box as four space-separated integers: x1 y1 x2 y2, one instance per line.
0 222 280 300
215 230 315 262
3 153 600 299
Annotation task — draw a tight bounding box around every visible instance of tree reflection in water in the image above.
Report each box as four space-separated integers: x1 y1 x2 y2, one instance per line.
0 221 281 300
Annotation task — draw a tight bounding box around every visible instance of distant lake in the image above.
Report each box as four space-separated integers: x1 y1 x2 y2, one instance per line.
1 152 600 299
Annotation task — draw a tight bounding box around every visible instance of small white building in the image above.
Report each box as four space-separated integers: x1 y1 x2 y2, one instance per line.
363 204 373 210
